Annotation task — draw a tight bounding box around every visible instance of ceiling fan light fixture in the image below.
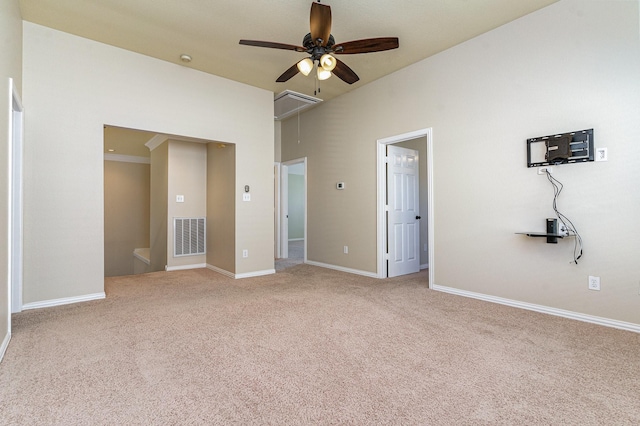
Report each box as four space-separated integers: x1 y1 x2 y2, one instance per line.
297 58 314 76
320 53 337 71
317 66 332 81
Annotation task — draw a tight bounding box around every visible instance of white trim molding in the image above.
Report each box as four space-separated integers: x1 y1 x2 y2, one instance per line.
206 264 235 279
0 331 10 363
433 285 640 334
235 269 276 279
206 264 275 279
165 263 207 272
22 292 106 311
104 153 150 164
305 260 379 279
145 134 169 152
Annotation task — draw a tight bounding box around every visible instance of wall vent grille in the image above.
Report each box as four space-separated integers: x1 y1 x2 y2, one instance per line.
174 217 206 257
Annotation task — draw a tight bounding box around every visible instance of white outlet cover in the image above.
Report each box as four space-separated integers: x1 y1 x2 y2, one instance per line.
243 193 250 201
595 148 608 161
588 275 600 291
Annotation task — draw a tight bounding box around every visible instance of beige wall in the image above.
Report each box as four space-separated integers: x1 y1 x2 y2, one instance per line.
104 160 150 276
166 140 207 269
282 0 640 325
149 142 168 272
207 143 236 273
22 21 274 303
0 0 22 356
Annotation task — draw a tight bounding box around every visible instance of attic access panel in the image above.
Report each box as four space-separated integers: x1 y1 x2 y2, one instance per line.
527 128 594 167
274 90 322 121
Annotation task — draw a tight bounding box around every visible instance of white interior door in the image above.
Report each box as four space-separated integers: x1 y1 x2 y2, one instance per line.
387 145 420 277
278 158 307 261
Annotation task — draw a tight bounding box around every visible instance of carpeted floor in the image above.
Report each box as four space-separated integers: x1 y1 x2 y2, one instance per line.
1 265 639 425
275 240 304 271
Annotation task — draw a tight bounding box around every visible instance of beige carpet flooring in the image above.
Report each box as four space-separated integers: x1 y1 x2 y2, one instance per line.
275 240 304 271
1 265 639 425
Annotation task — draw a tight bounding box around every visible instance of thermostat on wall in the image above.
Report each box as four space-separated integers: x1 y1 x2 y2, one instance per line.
336 182 345 190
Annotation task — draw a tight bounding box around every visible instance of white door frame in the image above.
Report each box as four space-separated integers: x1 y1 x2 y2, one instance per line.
279 158 307 260
274 162 281 259
376 128 434 285
9 78 24 314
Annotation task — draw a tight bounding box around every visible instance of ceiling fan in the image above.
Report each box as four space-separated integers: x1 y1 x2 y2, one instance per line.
239 1 399 85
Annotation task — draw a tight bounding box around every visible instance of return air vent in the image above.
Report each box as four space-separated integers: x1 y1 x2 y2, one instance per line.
274 90 322 121
174 217 206 257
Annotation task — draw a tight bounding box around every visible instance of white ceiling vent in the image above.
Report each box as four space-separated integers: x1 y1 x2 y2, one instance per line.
274 90 322 121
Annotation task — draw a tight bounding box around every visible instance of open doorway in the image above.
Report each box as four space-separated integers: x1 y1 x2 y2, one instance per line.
377 129 434 285
103 125 235 277
276 158 307 270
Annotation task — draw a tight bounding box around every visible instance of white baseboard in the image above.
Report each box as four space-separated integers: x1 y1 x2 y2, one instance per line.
432 284 640 334
206 264 234 278
165 263 207 272
206 264 275 279
420 263 429 270
235 269 275 279
0 331 10 363
22 292 106 311
305 260 379 279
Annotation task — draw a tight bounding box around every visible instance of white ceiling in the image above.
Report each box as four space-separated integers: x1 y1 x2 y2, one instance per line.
19 0 558 103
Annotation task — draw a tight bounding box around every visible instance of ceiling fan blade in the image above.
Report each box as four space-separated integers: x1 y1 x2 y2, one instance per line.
332 59 360 84
239 40 306 52
310 2 331 46
276 62 301 83
333 37 399 54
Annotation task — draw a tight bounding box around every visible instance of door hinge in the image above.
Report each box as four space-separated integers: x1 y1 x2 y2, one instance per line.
384 253 389 260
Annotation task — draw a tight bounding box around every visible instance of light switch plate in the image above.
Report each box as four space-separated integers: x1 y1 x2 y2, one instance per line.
176 195 184 203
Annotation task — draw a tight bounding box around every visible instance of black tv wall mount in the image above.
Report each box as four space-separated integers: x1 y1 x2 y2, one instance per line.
527 128 594 167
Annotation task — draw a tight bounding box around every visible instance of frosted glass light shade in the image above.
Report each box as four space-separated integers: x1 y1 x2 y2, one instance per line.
320 54 337 71
297 58 314 76
317 66 332 81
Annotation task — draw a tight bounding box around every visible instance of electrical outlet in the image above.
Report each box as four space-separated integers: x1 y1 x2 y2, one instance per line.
538 166 553 175
242 249 248 258
588 276 600 291
558 222 569 236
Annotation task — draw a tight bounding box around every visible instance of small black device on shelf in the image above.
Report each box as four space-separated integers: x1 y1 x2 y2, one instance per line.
516 218 570 244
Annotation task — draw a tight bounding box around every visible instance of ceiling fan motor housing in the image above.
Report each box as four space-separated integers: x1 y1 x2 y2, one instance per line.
303 33 335 50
